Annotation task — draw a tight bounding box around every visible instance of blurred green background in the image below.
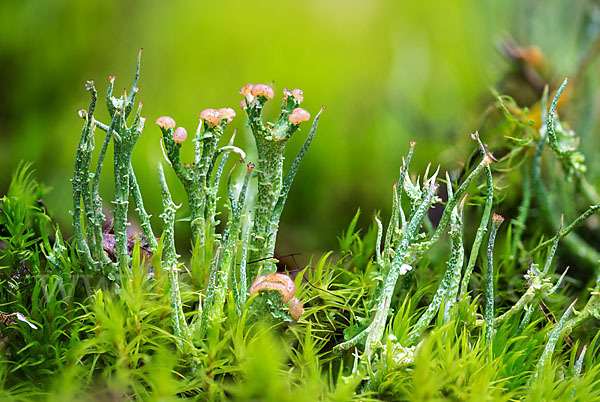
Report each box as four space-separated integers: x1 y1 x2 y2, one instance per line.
2 0 600 263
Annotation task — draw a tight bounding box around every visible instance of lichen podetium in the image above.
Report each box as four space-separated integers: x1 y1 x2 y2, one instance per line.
239 84 323 279
73 50 156 277
156 107 241 249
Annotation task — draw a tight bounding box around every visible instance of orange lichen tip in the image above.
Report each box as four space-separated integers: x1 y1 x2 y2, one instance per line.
200 109 222 127
218 108 236 124
492 213 505 224
156 116 176 130
291 88 304 102
288 108 311 124
289 297 304 321
284 88 304 103
173 127 187 144
251 84 274 100
250 272 296 303
239 83 254 96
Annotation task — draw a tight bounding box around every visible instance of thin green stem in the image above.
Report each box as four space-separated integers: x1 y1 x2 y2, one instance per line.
528 203 600 257
335 180 438 353
546 78 568 158
129 164 158 251
210 164 254 323
443 198 465 323
271 107 324 224
237 212 252 311
90 114 119 266
72 82 99 270
426 134 492 250
532 298 577 383
531 79 600 268
516 305 534 335
485 213 504 345
460 165 493 298
385 142 415 261
158 164 190 344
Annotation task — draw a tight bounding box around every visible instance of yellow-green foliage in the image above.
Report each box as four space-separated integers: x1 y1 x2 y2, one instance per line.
3 58 600 401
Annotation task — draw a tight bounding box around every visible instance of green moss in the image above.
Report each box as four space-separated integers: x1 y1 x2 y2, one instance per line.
3 56 600 401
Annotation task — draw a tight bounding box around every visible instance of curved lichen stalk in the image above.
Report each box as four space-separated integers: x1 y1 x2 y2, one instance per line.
265 107 325 265
442 176 465 323
335 174 439 354
459 133 494 298
234 212 252 314
407 179 466 343
336 133 492 364
531 79 600 268
366 178 438 354
383 142 415 264
424 133 494 252
531 298 578 383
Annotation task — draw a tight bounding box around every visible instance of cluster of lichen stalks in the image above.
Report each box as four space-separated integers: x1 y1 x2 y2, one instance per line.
331 79 600 388
71 51 322 346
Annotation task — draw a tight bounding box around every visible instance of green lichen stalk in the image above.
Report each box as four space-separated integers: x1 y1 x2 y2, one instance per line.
157 108 240 246
240 84 320 279
72 82 99 270
460 133 495 297
237 212 252 312
105 51 145 268
561 274 600 338
484 213 504 344
493 263 568 326
424 132 493 251
531 298 578 383
200 163 253 335
408 186 465 342
128 165 157 251
335 173 439 354
73 49 157 275
158 163 190 344
90 113 119 266
383 142 415 263
112 111 146 268
530 78 600 268
442 178 465 323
